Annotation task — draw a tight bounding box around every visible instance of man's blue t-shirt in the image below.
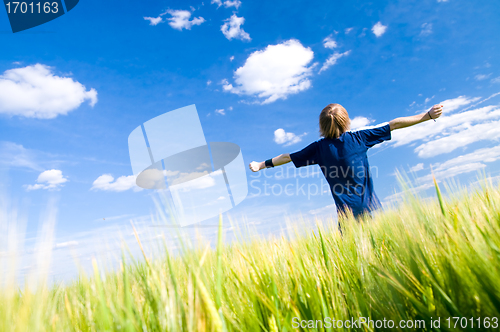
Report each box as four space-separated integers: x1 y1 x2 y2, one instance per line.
290 123 391 217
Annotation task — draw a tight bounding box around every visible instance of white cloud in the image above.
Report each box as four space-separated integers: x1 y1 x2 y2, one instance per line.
345 27 353 34
319 50 351 73
475 74 491 81
229 56 235 61
222 39 315 104
418 163 486 185
221 15 251 41
433 145 500 173
165 170 180 177
412 145 500 188
0 141 43 171
350 116 373 130
91 174 140 192
169 171 213 186
389 92 500 158
492 77 500 84
171 172 216 191
372 22 387 37
215 108 225 115
391 104 499 148
425 95 435 104
26 169 68 191
415 118 500 158
274 128 306 146
440 95 481 112
206 80 212 86
463 92 500 112
143 16 163 26
166 9 205 31
323 35 337 49
437 0 448 2
0 64 97 119
196 162 211 171
409 163 424 172
212 0 241 9
420 23 433 36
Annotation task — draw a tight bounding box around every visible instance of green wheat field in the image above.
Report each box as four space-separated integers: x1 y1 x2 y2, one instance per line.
1 177 500 331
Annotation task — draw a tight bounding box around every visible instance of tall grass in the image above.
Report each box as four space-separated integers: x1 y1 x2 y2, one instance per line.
1 178 500 331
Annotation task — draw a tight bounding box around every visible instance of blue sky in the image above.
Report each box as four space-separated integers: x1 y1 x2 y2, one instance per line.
1 0 500 281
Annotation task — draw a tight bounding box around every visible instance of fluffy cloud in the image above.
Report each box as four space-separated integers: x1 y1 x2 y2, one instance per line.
350 116 373 130
387 131 500 202
222 39 315 104
409 163 424 172
440 95 480 112
166 10 205 30
26 169 68 191
221 15 251 41
433 145 500 173
372 22 387 37
212 0 241 9
319 51 351 73
323 35 337 49
91 174 140 192
394 104 499 148
415 118 500 158
0 64 97 119
274 128 306 146
410 145 500 187
388 93 500 159
143 16 163 26
391 96 485 148
215 108 225 115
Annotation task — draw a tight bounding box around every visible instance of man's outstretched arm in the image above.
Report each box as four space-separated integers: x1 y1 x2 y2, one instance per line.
389 104 443 131
249 153 291 172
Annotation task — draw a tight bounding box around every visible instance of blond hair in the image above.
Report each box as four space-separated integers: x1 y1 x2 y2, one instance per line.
319 103 350 139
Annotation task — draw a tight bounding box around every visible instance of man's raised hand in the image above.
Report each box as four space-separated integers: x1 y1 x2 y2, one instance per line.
429 104 444 120
249 161 264 172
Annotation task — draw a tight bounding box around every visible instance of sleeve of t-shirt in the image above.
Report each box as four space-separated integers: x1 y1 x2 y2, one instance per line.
357 123 392 148
290 141 319 168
